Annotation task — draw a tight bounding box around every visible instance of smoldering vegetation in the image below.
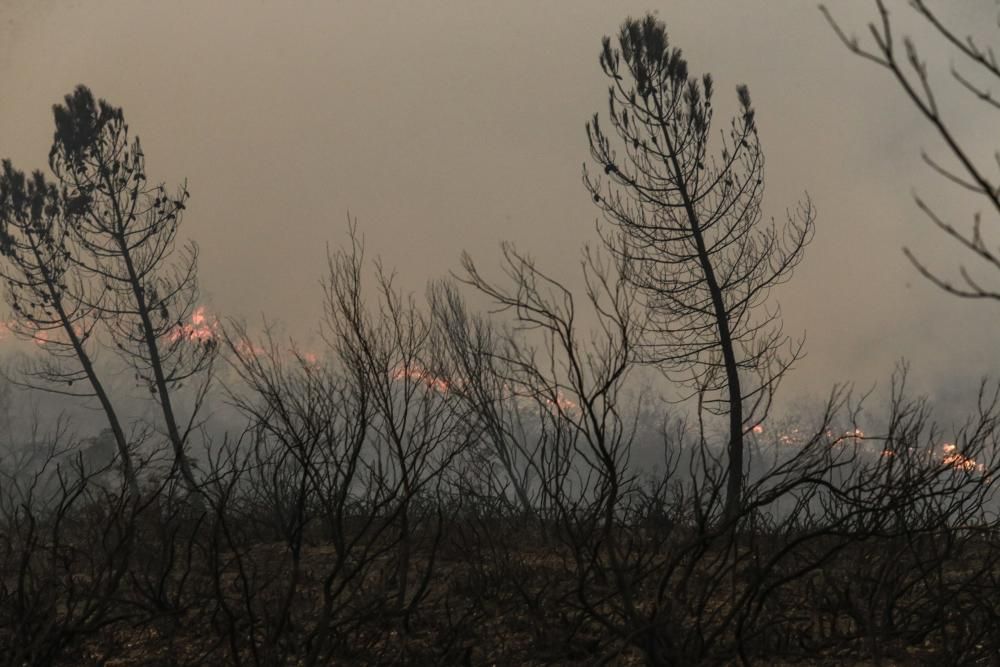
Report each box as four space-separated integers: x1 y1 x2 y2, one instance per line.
1 232 1000 666
5 5 1000 665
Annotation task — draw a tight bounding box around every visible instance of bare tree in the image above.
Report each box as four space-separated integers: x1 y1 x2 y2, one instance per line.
321 226 477 633
0 86 216 495
429 280 553 519
823 1 1000 301
0 417 144 667
0 160 139 494
584 14 815 520
457 241 654 652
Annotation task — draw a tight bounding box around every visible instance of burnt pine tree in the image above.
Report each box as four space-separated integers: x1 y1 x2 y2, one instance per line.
584 15 815 520
0 162 139 494
0 86 213 495
45 87 215 496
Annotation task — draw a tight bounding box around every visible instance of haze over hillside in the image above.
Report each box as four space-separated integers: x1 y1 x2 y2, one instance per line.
1 1 997 422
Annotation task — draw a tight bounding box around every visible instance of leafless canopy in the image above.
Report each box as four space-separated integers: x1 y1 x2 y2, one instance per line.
585 15 814 417
583 15 815 518
0 86 215 495
823 0 1000 300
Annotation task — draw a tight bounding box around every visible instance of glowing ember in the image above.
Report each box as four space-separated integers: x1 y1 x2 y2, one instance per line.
0 321 81 347
546 393 578 411
233 339 265 358
750 424 865 447
31 328 52 346
168 306 219 344
941 443 984 473
386 363 579 412
779 427 803 445
390 365 451 393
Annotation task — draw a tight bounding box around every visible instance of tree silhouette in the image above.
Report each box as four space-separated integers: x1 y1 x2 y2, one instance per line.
0 161 139 493
584 14 815 520
0 86 214 496
824 1 1000 301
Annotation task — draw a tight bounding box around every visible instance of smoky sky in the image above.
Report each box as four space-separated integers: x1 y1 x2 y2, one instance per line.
1 1 998 417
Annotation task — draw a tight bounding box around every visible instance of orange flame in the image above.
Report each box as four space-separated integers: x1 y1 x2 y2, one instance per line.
390 365 451 393
387 363 579 411
168 306 219 344
546 393 578 411
941 443 984 473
